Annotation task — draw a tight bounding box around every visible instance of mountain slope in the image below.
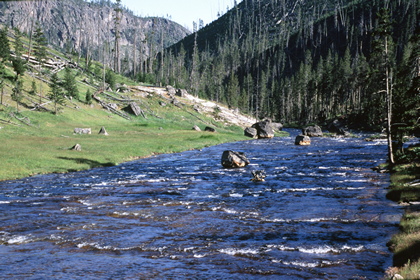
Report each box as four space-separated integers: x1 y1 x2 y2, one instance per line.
0 0 190 75
155 0 418 132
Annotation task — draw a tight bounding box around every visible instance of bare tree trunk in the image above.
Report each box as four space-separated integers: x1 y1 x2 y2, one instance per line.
386 63 394 163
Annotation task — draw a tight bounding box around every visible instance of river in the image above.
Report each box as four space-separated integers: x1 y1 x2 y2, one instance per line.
0 129 402 279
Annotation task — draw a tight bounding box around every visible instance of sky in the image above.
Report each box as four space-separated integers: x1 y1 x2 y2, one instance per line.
120 0 242 31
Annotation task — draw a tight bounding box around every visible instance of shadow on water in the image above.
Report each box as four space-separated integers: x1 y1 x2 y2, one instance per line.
57 156 116 171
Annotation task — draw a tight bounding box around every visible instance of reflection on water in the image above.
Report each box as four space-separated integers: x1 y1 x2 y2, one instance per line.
0 129 401 279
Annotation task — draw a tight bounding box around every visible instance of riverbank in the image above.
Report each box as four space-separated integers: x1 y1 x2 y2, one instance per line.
0 83 261 181
385 144 420 279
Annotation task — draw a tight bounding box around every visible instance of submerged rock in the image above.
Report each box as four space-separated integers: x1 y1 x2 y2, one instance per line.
251 170 266 182
221 150 250 168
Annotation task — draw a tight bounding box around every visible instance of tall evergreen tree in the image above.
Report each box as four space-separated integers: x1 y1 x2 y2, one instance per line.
49 72 65 114
0 27 10 63
63 66 79 100
11 78 23 112
371 7 395 163
33 22 48 68
12 28 26 80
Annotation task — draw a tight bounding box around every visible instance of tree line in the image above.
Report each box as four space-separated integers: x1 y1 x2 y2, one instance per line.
137 0 418 150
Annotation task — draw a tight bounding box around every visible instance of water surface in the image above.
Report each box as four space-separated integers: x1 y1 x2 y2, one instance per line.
0 130 401 279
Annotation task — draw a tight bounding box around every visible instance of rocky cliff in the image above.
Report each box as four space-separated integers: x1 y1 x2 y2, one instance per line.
0 0 190 73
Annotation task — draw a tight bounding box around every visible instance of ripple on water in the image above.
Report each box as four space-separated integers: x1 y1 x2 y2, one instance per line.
0 129 402 279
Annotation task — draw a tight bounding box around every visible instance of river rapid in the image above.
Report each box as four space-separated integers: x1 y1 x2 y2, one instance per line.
0 129 401 279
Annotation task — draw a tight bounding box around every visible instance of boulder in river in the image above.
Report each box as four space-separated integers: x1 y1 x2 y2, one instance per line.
244 127 258 138
295 135 311 145
327 119 350 136
302 125 323 137
271 122 283 132
221 150 250 168
252 120 274 139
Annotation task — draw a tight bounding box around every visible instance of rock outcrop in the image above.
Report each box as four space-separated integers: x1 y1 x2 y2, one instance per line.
0 0 190 74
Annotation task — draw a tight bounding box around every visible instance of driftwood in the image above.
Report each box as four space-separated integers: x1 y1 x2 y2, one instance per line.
129 102 146 118
0 118 20 126
92 94 131 120
10 113 33 126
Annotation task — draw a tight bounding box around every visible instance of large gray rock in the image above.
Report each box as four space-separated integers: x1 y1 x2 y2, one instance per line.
244 127 258 138
176 89 188 97
167 86 176 97
252 120 274 139
295 135 311 145
327 119 349 136
272 122 283 132
74 128 91 134
302 125 323 137
221 150 250 168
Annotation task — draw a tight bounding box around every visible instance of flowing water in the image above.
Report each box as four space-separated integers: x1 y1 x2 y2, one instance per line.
0 129 402 279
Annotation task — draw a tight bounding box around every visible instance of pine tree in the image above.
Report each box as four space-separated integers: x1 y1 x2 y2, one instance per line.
12 28 26 80
11 78 23 112
33 22 48 69
49 73 65 114
63 66 79 100
371 7 395 164
0 27 10 63
0 62 6 105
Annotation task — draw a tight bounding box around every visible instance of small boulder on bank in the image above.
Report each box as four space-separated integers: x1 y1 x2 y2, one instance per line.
176 89 188 97
99 126 109 135
205 126 216 133
295 135 311 145
221 150 250 168
167 86 176 97
192 125 201 131
71 143 82 151
302 125 323 137
74 128 91 134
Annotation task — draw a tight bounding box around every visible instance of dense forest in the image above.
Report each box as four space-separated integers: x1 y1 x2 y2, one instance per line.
140 0 418 140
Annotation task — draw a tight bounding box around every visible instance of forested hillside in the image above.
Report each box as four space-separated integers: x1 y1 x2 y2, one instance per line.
0 0 190 75
147 0 418 137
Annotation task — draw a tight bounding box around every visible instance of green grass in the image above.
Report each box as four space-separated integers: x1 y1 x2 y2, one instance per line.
0 70 248 181
0 105 247 180
385 153 420 279
0 27 253 180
